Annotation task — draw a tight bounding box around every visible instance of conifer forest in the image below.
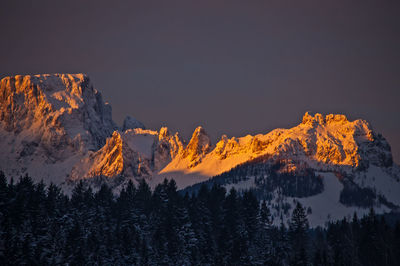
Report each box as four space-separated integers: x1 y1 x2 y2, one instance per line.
1 172 399 266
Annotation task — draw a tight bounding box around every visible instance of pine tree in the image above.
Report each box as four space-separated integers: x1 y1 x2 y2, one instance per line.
95 183 114 208
242 191 259 240
70 180 86 209
394 222 400 265
135 179 152 215
289 202 309 266
0 171 7 203
260 200 272 229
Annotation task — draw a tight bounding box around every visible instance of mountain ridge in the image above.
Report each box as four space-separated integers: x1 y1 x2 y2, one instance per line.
0 73 399 225
0 73 395 184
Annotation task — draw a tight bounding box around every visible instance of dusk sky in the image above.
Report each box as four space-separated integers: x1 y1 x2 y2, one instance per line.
1 0 399 163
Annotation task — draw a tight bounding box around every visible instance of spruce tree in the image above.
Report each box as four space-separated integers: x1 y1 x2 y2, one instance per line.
289 202 309 266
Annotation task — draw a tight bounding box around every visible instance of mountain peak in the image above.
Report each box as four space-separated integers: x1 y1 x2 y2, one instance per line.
193 125 206 134
0 73 116 148
122 115 145 131
159 127 170 139
189 126 210 145
182 126 211 167
70 131 124 180
0 73 117 181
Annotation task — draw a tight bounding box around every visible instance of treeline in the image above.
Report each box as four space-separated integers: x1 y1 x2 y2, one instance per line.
0 172 400 265
184 158 324 200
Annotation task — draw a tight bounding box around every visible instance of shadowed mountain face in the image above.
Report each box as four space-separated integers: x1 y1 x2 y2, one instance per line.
0 73 399 225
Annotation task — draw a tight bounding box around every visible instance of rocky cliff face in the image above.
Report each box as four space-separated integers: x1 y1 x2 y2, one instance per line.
296 112 392 169
181 126 211 168
0 74 116 152
0 74 118 182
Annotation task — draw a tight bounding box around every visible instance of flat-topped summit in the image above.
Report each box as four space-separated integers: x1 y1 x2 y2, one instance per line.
0 73 116 150
0 73 118 183
1 74 92 110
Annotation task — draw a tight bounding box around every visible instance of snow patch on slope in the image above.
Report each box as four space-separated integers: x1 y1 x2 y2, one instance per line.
293 173 389 227
354 165 400 206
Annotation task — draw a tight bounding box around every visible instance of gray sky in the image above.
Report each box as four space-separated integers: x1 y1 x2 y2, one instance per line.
1 0 399 163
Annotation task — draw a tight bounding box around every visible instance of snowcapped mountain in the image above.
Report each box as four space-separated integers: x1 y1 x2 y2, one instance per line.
181 113 400 226
0 74 117 183
0 73 399 226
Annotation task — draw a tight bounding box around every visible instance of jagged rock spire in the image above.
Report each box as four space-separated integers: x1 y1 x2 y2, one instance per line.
182 126 211 167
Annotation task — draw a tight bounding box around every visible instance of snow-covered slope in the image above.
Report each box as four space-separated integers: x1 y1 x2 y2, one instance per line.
289 172 392 227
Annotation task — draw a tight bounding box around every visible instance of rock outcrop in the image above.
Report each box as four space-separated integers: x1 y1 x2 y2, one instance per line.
181 126 211 168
